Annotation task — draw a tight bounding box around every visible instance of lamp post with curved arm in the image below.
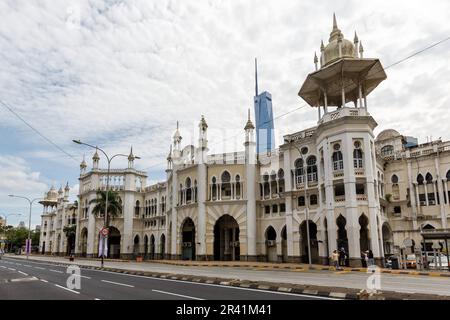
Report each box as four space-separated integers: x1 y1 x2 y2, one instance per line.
7 196 41 259
288 139 312 266
73 140 140 268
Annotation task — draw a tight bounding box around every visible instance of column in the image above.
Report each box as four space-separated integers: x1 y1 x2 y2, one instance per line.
364 136 381 261
343 135 361 267
197 161 207 259
171 168 178 258
434 155 447 228
283 148 295 261
323 139 337 256
86 194 96 258
424 183 429 206
415 183 421 214
245 144 257 261
407 159 418 228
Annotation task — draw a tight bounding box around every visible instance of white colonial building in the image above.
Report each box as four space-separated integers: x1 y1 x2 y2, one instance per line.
39 16 450 267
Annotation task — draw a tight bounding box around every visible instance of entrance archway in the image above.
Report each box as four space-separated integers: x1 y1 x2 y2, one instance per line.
144 235 149 259
181 218 196 260
150 234 155 259
160 234 166 259
265 226 277 262
213 214 240 261
300 220 319 263
66 232 75 256
133 235 140 257
281 226 287 262
382 223 393 255
359 214 370 252
80 228 88 257
42 241 46 255
108 227 121 259
336 215 348 266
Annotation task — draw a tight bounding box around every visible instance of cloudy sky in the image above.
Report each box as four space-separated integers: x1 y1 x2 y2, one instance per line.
0 0 449 227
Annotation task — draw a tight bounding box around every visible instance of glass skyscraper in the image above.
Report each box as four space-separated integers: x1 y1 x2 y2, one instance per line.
254 59 275 154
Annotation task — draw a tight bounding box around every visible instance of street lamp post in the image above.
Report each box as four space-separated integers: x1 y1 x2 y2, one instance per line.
7 196 41 259
73 140 140 268
289 140 312 266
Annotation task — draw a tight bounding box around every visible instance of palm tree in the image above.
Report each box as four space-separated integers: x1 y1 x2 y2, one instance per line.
89 190 123 226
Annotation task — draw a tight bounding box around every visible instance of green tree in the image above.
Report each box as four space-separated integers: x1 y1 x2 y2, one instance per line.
89 190 122 226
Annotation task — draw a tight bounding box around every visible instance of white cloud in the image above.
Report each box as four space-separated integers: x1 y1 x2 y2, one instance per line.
0 0 449 185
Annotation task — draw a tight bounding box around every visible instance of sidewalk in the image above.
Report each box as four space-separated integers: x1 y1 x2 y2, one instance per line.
148 258 450 278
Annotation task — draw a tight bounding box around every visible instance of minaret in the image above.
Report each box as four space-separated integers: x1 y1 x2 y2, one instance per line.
244 108 257 261
80 155 87 175
166 144 173 174
128 146 135 169
64 182 70 202
58 185 64 202
196 115 208 259
353 31 359 58
172 121 182 161
92 149 100 169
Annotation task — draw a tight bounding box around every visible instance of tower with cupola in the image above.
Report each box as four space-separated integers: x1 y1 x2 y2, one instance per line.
299 14 387 267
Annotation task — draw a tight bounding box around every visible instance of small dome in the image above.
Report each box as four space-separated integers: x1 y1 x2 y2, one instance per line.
322 14 355 66
47 186 58 200
376 129 401 141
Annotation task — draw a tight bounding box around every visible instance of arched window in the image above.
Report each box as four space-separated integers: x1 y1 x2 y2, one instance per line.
391 174 399 200
221 171 232 199
425 173 433 184
353 148 363 168
417 174 424 185
211 177 217 200
446 170 450 180
235 175 241 199
332 150 344 171
185 177 192 203
194 180 198 203
135 200 140 217
294 158 304 184
278 169 284 179
306 156 317 182
381 145 394 156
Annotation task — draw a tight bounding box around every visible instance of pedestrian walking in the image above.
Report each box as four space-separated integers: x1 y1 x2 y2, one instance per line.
368 250 375 267
339 247 346 267
331 250 340 270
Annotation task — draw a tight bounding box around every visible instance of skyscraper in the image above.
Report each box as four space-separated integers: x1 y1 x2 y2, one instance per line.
254 59 275 154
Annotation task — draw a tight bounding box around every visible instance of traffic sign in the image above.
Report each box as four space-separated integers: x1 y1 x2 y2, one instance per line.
100 227 109 237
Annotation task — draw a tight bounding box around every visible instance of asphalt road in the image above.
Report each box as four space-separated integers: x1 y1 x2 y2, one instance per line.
0 257 335 300
7 255 450 297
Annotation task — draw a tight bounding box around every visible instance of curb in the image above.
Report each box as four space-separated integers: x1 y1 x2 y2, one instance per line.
5 256 449 300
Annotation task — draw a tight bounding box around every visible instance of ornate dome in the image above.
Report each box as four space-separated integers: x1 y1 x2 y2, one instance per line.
322 14 355 66
47 186 58 200
376 129 401 141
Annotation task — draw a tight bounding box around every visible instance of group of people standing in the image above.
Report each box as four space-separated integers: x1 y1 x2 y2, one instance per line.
330 248 375 269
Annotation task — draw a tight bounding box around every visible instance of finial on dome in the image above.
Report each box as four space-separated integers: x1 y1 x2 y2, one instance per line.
359 41 364 58
333 12 338 30
329 13 342 42
92 148 99 160
244 108 255 130
320 40 325 51
65 181 70 190
128 146 134 161
80 154 87 168
354 31 359 43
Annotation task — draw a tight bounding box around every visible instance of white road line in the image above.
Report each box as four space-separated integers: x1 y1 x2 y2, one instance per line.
54 284 80 295
50 269 63 273
88 269 339 300
8 268 16 271
15 263 22 266
101 279 134 288
18 271 28 276
23 265 32 267
40 279 48 283
34 267 45 270
76 275 91 279
94 298 101 300
152 289 204 300
0 266 6 269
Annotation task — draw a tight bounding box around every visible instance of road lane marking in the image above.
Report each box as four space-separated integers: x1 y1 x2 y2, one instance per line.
87 269 339 300
24 265 32 267
101 280 134 288
11 277 38 282
40 279 48 283
54 284 80 294
15 263 22 266
18 271 28 276
76 275 91 279
34 267 45 270
50 269 63 273
0 266 6 269
94 298 101 300
8 268 16 271
152 289 204 300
